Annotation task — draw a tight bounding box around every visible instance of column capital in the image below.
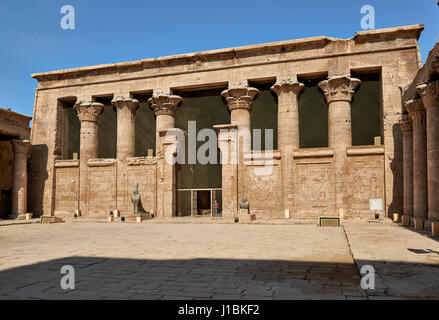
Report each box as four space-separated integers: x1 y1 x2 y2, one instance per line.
271 79 304 95
74 100 104 123
221 86 259 112
416 81 439 110
148 94 182 116
12 139 30 154
398 113 413 132
318 75 361 104
405 98 426 127
111 96 139 113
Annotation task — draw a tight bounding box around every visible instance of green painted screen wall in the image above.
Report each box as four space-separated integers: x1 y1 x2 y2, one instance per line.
298 78 329 148
250 83 278 150
97 105 117 158
135 102 156 156
351 73 381 146
62 106 80 159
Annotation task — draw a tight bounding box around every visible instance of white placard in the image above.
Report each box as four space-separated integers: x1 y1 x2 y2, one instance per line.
369 198 383 211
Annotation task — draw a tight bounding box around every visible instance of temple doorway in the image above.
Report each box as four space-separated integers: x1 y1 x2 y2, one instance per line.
176 188 222 217
174 87 229 218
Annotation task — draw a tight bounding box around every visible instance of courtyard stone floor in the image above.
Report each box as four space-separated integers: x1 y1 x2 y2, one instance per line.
0 220 438 300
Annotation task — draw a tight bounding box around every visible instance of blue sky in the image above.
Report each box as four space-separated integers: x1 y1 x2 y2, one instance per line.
0 0 438 117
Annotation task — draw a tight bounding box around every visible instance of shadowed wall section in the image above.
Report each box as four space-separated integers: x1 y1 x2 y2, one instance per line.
250 83 278 151
298 77 328 149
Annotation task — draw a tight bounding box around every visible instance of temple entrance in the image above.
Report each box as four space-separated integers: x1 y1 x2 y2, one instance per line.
177 188 222 217
174 87 229 218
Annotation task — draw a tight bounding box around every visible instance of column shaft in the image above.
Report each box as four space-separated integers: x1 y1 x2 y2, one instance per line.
74 101 104 215
112 97 139 159
405 98 428 221
11 140 30 217
417 81 439 222
271 80 304 213
319 76 360 214
148 94 182 218
221 86 259 216
399 114 414 218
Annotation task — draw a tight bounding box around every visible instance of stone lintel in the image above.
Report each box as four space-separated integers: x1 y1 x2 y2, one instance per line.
126 157 157 166
292 148 334 159
243 150 282 162
87 158 117 167
54 159 79 168
346 146 385 156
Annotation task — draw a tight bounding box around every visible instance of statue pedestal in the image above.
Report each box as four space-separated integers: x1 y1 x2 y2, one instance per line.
40 216 64 224
238 213 256 223
127 213 151 222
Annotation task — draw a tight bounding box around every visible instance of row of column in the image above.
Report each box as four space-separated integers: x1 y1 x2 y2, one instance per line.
400 80 439 226
73 95 183 215
220 75 361 215
72 75 361 216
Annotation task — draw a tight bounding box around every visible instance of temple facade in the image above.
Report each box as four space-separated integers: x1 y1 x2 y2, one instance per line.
28 25 426 221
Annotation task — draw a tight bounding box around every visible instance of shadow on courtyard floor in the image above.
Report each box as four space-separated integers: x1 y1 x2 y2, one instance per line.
0 256 439 300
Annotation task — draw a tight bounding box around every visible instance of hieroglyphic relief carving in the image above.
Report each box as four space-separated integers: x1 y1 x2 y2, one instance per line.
294 162 333 213
55 168 79 211
242 164 281 212
348 159 384 211
88 168 116 211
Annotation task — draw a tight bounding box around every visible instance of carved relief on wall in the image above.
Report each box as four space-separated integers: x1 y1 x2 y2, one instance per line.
348 158 384 211
242 164 281 212
88 168 116 212
55 168 79 211
127 167 156 213
294 161 333 214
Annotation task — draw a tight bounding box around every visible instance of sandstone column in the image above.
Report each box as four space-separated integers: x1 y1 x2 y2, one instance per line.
417 81 439 223
11 139 30 218
148 93 182 218
405 98 428 223
74 100 104 214
112 96 139 159
271 79 304 213
112 96 139 213
398 113 414 220
221 85 259 215
319 75 361 214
